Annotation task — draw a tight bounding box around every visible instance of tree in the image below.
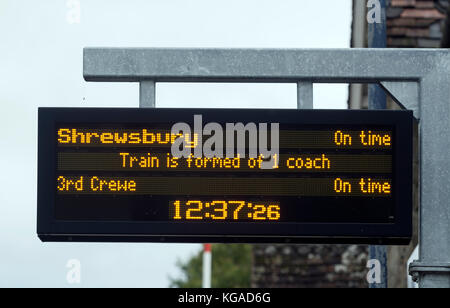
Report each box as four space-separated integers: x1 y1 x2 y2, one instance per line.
169 244 252 288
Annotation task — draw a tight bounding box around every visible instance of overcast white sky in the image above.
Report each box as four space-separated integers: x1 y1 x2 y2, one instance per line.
0 0 352 287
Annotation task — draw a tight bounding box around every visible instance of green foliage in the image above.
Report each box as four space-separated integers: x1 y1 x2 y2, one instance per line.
169 244 252 288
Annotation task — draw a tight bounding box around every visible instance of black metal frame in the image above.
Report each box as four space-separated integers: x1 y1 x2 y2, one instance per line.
38 108 413 244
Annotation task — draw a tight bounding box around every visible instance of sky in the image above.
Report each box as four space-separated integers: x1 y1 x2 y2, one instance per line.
0 0 352 287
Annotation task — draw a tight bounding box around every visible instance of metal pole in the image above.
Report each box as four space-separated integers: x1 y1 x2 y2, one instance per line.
368 0 388 289
202 244 212 288
295 81 313 286
139 81 156 108
410 76 450 288
297 82 313 109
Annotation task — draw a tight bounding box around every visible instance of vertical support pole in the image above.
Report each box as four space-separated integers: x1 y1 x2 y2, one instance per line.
368 0 388 289
296 81 313 287
203 244 212 288
139 81 156 108
410 76 450 288
297 82 313 109
368 0 387 49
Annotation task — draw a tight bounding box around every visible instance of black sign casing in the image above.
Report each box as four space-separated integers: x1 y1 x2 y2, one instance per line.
38 108 413 244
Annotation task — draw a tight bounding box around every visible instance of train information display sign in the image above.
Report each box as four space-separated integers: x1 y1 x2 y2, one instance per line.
37 108 413 244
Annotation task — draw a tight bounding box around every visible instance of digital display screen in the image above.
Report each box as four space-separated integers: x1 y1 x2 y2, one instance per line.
38 108 413 244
